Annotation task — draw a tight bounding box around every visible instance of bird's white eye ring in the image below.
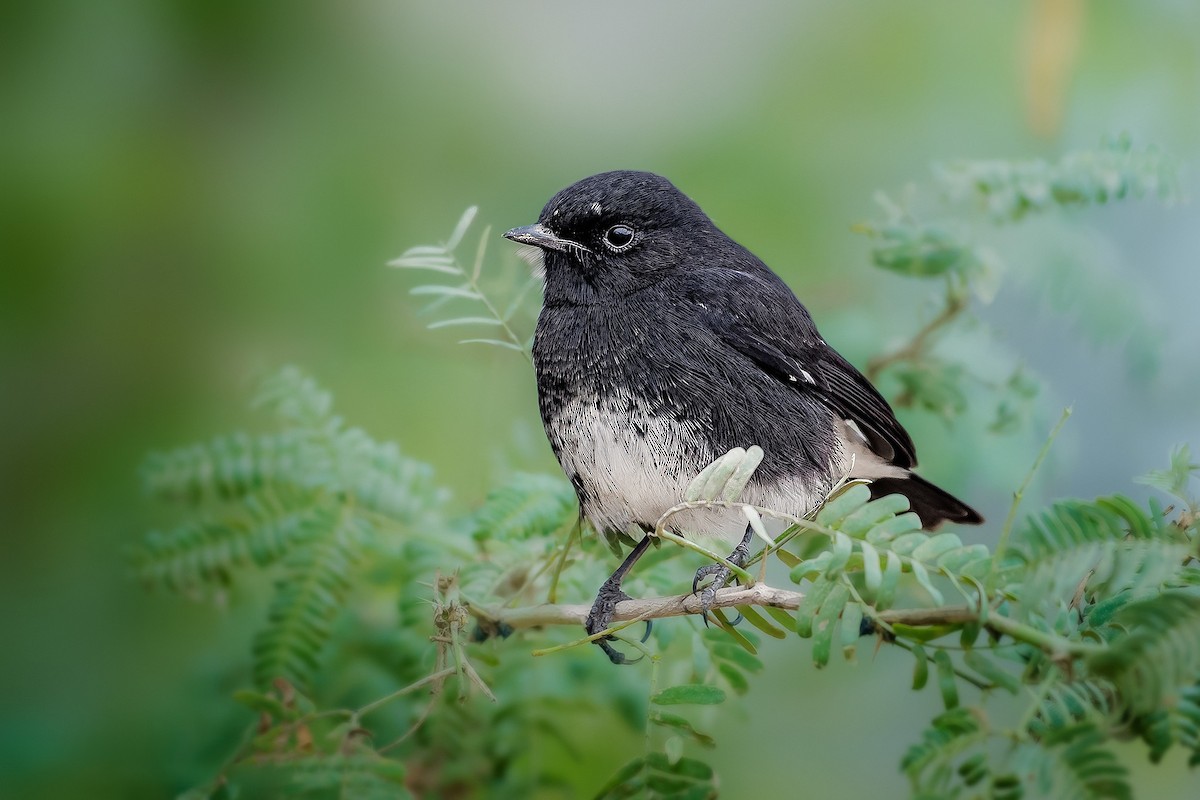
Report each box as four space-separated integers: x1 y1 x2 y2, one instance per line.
603 224 636 252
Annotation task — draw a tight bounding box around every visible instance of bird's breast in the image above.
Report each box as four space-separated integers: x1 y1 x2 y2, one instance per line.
532 299 835 544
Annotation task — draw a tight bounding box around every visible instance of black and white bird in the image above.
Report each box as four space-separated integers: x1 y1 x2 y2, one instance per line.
504 171 981 663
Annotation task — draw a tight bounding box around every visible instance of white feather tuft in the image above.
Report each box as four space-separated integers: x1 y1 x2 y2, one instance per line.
514 244 546 278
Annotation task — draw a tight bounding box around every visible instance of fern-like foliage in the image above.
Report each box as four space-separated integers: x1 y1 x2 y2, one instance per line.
749 446 1200 798
469 472 577 545
595 753 719 800
1089 593 1200 713
1035 724 1132 800
132 366 447 690
136 142 1195 800
1137 443 1200 511
1013 495 1192 618
389 206 540 357
936 135 1180 222
901 707 990 798
856 136 1180 428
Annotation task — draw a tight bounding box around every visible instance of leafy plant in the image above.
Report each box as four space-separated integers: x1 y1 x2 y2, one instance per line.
133 141 1199 799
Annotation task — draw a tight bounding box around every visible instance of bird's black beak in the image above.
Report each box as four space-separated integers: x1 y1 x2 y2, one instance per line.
503 223 583 253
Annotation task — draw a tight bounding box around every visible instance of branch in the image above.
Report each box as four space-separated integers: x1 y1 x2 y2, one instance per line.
470 584 1102 658
865 282 968 382
474 583 801 630
470 585 988 630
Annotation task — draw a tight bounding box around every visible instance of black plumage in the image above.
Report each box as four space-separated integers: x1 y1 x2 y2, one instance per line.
504 170 981 662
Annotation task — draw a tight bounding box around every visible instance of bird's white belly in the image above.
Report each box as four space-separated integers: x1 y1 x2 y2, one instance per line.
549 399 836 546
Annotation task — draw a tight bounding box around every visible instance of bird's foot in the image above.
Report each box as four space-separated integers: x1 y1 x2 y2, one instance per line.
692 525 754 626
691 564 742 627
585 578 648 665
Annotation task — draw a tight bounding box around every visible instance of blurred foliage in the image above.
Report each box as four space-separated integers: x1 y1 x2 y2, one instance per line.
5 3 1200 799
857 138 1178 433
124 143 1200 798
132 370 1200 799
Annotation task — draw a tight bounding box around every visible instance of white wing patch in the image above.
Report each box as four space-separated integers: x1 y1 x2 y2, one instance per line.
836 419 905 480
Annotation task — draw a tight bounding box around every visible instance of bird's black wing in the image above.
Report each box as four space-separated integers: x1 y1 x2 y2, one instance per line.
682 267 917 469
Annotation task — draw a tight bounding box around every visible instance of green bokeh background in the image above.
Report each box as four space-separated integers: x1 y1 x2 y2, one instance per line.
3 1 1199 797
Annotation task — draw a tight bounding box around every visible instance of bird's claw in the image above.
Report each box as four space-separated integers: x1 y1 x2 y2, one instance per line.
692 525 754 627
585 580 644 665
692 564 742 628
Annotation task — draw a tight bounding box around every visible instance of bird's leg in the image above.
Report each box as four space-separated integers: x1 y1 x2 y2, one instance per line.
586 536 653 665
692 524 755 624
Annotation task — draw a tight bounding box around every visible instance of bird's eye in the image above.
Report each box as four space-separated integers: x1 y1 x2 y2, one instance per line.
602 224 636 252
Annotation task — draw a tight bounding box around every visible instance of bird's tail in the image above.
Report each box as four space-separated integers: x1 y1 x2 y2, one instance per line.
868 473 983 530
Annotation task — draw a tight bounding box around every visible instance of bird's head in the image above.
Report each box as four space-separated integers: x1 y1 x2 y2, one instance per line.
504 171 716 306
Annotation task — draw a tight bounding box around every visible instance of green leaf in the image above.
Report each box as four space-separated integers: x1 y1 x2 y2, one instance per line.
408 284 481 300
736 605 787 639
876 550 902 610
889 531 929 556
909 560 945 605
651 684 727 706
1135 444 1199 501
812 583 850 668
458 338 525 351
912 532 964 563
445 205 478 250
387 254 460 273
864 512 924 544
794 579 835 638
710 641 764 673
860 540 883 600
775 547 803 568
717 662 750 695
827 531 854 575
789 551 832 582
841 602 863 662
892 623 961 643
426 316 503 329
650 713 716 748
962 650 1020 694
685 447 742 501
841 493 911 537
815 483 872 527
764 606 797 632
912 644 929 690
902 710 979 777
721 445 764 501
1016 495 1189 614
936 544 991 574
933 650 959 709
712 609 758 654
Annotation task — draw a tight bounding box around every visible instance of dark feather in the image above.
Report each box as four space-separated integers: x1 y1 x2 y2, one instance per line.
680 265 917 468
870 474 984 529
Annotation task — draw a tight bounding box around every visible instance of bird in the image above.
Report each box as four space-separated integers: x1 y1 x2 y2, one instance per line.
503 170 982 664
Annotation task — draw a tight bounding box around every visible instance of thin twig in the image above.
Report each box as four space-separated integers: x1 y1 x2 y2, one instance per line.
355 667 457 719
547 519 580 604
865 282 969 382
989 406 1072 588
